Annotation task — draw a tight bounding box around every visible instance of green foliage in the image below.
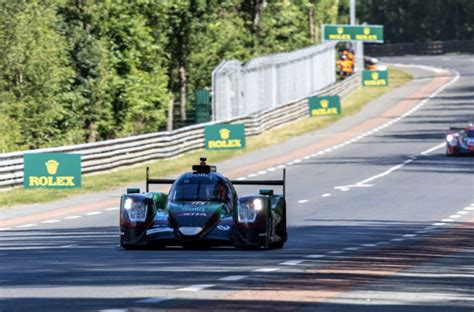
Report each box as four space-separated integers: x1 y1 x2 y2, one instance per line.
0 0 341 152
0 0 73 150
254 1 311 55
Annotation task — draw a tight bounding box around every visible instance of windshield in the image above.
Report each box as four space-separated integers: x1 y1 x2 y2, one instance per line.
169 174 228 202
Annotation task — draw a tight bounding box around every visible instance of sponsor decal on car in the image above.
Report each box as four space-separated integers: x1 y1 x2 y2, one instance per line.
154 214 169 221
183 207 206 212
178 212 208 217
217 225 230 231
146 227 174 235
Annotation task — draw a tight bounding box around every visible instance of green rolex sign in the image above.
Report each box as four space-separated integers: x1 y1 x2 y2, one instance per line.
23 153 81 188
322 24 384 43
308 95 342 117
362 70 389 86
205 124 246 150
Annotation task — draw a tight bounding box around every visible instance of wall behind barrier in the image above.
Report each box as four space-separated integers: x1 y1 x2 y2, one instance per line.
212 42 338 122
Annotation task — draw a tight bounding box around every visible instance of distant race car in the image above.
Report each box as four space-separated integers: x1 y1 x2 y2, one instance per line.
120 157 287 249
446 124 474 156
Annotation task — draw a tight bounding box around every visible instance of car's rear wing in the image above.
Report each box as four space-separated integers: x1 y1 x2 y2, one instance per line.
146 167 174 192
145 167 286 197
231 168 286 198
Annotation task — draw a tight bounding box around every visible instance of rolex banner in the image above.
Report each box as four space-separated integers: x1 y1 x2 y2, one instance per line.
362 70 389 86
308 95 342 117
23 153 81 188
204 124 246 150
322 24 384 43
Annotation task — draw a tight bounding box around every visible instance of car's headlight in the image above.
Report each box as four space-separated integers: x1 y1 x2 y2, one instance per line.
447 134 457 146
238 199 263 223
123 197 147 222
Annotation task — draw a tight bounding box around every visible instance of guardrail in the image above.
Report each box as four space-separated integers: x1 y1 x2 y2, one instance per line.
0 74 360 190
364 39 474 57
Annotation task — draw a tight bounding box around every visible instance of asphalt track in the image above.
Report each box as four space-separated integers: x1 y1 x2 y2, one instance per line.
1 54 473 311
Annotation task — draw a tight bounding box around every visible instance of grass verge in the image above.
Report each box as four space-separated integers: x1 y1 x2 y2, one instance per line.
0 67 412 208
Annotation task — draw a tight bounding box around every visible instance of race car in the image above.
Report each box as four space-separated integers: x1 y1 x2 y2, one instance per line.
119 157 287 249
446 124 474 156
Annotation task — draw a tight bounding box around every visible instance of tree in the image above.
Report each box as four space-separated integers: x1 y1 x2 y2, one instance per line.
0 0 73 150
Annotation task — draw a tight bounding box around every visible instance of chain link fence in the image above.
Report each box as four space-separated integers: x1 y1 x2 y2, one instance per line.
212 42 338 122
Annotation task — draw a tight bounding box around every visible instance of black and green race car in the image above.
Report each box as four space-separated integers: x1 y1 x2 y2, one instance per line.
120 157 287 249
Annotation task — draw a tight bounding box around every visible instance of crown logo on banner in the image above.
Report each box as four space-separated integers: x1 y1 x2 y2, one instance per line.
45 160 60 175
219 128 231 140
320 99 329 108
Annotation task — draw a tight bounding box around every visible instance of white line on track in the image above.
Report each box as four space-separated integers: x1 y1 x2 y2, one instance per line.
236 177 246 180
177 284 215 291
305 254 326 259
298 199 308 204
218 275 247 281
257 170 267 175
65 215 82 220
403 234 417 238
420 143 445 155
326 250 343 254
344 247 361 251
85 211 102 216
280 260 304 266
457 211 468 215
60 245 76 248
253 268 280 272
449 215 461 219
441 219 453 222
433 222 446 226
105 207 119 211
136 297 174 304
416 230 430 234
321 193 331 197
391 238 404 242
41 219 60 224
464 207 474 211
17 224 36 228
0 227 12 231
361 243 378 247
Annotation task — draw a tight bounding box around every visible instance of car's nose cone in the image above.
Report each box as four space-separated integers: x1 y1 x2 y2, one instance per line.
179 227 203 236
169 201 224 236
